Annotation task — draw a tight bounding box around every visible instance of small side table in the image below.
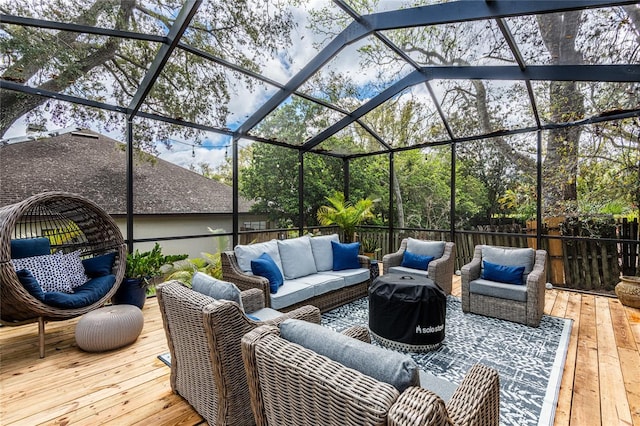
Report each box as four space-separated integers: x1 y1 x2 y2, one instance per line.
369 259 380 281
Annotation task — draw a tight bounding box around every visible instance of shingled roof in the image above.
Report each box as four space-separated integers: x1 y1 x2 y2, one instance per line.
0 129 254 214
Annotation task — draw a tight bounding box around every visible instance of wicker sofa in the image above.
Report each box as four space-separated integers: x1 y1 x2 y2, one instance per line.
222 234 371 313
242 322 501 426
382 238 456 294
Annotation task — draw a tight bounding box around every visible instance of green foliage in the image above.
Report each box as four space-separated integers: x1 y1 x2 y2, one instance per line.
1 0 298 148
164 228 228 285
126 243 188 287
359 234 381 255
317 191 377 242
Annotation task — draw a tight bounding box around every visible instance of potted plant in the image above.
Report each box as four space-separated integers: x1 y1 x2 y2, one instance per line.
317 191 377 243
112 243 188 309
359 235 381 260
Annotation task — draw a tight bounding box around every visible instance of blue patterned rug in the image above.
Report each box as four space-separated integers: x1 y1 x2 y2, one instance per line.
321 296 572 426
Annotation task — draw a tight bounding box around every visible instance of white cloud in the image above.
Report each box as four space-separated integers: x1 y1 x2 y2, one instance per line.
156 136 230 172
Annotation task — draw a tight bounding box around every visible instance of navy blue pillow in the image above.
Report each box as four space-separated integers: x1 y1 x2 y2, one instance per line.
481 260 525 285
82 252 116 278
331 241 361 271
11 238 51 259
16 269 45 301
43 274 115 308
401 251 434 270
251 252 284 294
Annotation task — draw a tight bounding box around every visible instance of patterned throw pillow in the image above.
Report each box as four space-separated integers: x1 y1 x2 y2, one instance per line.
12 254 73 293
64 250 89 288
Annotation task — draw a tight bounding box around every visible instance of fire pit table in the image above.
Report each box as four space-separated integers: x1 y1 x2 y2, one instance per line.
368 274 446 352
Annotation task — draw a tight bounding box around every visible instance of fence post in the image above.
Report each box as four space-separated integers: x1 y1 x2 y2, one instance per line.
546 216 565 286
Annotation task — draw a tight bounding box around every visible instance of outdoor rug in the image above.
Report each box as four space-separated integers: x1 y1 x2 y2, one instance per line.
158 296 572 426
321 296 572 426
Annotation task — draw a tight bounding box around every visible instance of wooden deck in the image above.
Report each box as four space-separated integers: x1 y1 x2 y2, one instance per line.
1 277 639 425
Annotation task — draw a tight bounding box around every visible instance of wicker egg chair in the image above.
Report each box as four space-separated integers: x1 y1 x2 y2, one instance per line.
0 191 126 357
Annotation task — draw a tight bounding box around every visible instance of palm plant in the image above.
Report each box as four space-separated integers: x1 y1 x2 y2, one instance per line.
317 191 377 243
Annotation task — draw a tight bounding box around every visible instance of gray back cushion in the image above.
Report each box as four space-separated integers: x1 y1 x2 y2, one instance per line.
481 246 534 277
280 319 419 392
277 236 317 279
191 272 244 312
406 238 446 259
234 239 284 276
309 234 339 272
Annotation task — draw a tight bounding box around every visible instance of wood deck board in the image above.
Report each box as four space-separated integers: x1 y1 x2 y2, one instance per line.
595 297 632 425
1 279 639 426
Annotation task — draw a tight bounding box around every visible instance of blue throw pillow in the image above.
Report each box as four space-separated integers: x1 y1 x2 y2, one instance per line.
482 260 525 285
331 241 361 271
251 252 284 294
11 238 51 259
16 269 45 301
82 252 116 278
401 251 434 270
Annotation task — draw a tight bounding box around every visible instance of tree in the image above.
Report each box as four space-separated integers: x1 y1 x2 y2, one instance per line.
0 0 297 151
309 2 639 220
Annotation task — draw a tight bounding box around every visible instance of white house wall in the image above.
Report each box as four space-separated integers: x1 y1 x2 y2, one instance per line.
112 214 264 258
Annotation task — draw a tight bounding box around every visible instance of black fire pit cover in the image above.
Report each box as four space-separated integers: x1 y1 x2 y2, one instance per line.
368 274 446 350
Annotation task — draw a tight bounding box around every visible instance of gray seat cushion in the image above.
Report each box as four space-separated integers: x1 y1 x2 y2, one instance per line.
324 268 370 286
419 370 457 402
280 319 420 393
246 307 282 322
269 281 315 310
469 278 528 302
285 273 345 297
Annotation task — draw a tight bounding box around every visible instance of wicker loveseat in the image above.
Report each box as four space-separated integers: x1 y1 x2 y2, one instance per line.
157 279 321 426
0 192 126 357
222 234 371 312
382 238 456 294
242 322 501 426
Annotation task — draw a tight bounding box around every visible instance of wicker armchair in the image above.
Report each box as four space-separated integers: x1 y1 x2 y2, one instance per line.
461 245 547 327
156 280 321 426
242 324 500 426
382 239 455 294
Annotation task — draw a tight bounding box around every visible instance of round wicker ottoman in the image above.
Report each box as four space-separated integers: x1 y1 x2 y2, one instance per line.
75 305 144 352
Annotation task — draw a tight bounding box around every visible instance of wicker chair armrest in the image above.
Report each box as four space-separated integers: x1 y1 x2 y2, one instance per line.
461 257 482 283
525 249 547 326
526 250 547 288
382 249 405 272
427 242 455 294
341 325 371 343
388 386 452 426
357 254 371 268
241 288 265 313
221 251 272 306
261 304 321 326
446 364 500 426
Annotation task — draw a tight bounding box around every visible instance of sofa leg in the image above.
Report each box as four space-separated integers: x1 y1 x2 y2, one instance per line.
38 317 45 358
